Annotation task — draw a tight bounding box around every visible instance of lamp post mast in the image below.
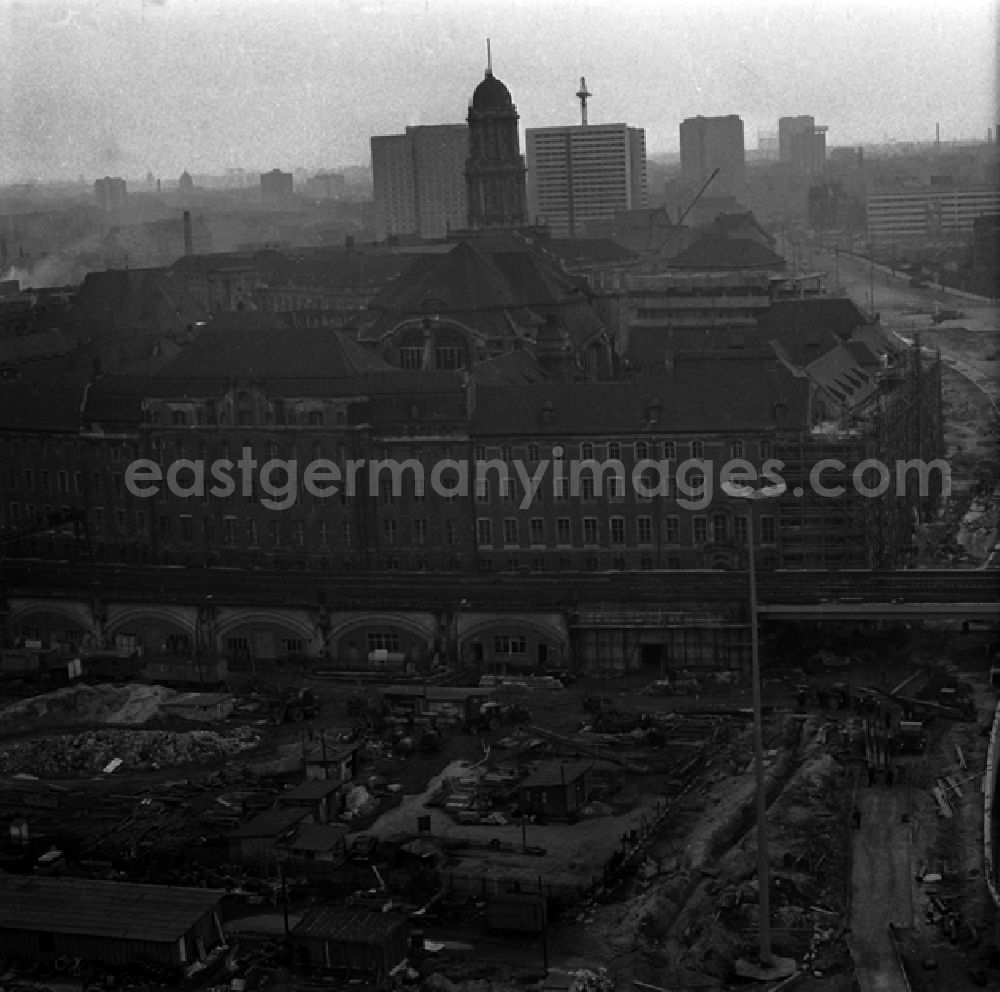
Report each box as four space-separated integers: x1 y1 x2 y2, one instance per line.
745 508 772 966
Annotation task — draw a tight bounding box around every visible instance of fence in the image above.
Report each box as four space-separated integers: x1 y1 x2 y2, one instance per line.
983 701 1000 908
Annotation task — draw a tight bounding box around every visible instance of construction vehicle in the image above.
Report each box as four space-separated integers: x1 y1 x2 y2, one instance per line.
266 687 321 724
463 695 502 734
893 719 927 755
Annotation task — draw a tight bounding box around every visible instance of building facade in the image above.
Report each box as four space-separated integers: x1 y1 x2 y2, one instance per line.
370 125 469 240
525 123 647 236
778 116 827 177
94 177 127 211
260 169 294 201
866 186 1000 245
679 115 746 204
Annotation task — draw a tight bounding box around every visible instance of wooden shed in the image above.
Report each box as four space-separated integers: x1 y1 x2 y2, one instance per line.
0 876 224 969
277 823 349 863
518 762 593 819
228 808 309 868
291 906 408 978
304 740 361 782
277 778 344 823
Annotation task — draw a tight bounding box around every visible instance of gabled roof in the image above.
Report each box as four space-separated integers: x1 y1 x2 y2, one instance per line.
755 297 870 346
278 823 349 853
668 235 785 271
521 762 593 789
364 237 604 349
0 876 223 942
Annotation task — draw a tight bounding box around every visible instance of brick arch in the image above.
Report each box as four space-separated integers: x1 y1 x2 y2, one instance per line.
9 600 91 632
326 612 437 644
458 615 566 646
213 609 316 642
105 604 196 638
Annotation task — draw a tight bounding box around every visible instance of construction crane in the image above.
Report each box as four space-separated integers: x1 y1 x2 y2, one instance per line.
650 168 719 255
676 167 720 227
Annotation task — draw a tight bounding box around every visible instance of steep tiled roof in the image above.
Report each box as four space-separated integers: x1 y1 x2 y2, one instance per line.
471 353 809 435
756 297 869 346
668 236 786 271
545 237 638 267
153 324 395 381
0 368 90 430
364 237 605 349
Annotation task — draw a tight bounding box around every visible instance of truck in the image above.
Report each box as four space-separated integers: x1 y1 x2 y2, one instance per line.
463 694 503 734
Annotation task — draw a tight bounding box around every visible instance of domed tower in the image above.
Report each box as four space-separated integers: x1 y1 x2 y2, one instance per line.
465 46 527 230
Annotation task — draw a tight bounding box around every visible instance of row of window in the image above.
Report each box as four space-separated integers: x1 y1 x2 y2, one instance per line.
473 440 762 461
475 515 775 547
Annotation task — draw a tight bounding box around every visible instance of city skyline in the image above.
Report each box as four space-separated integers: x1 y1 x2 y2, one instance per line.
0 0 997 182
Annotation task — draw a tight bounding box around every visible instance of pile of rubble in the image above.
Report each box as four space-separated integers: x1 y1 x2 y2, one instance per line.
0 725 260 776
0 683 176 726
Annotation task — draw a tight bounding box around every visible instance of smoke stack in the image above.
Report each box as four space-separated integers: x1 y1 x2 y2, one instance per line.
183 211 193 256
935 122 940 150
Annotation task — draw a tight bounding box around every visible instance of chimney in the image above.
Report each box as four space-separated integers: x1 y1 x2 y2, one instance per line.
183 211 193 256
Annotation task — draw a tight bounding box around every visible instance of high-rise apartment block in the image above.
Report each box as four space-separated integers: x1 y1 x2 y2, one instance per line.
94 177 127 211
679 115 746 203
525 123 647 237
371 125 469 240
778 116 827 176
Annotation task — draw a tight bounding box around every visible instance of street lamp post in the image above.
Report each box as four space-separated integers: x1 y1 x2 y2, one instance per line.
723 480 795 978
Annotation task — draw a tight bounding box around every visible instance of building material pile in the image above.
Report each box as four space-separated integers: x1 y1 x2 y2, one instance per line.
0 682 177 726
0 725 260 776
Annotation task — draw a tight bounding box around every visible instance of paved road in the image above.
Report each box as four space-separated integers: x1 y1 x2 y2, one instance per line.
850 786 913 992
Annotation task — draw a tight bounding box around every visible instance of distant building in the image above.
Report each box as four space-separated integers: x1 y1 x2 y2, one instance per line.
371 125 468 240
305 172 347 199
465 63 528 230
94 176 126 211
866 186 1000 245
260 169 294 201
525 123 647 236
679 115 746 203
778 116 827 176
178 171 195 194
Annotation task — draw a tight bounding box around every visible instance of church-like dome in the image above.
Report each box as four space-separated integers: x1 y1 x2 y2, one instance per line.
471 70 513 112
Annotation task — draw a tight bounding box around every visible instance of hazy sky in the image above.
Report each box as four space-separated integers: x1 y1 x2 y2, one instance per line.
1 0 997 181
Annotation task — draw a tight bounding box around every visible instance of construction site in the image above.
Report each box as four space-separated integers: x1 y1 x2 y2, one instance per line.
0 622 997 992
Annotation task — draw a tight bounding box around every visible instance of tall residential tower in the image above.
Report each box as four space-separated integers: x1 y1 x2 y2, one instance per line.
526 122 647 237
679 115 746 204
371 125 469 240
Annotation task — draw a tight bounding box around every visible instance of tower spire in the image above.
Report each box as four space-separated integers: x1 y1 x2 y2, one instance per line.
486 38 492 75
576 76 592 126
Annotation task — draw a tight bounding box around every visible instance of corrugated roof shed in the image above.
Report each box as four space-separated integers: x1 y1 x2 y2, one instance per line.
279 823 349 852
292 906 407 942
0 876 223 942
520 762 592 789
281 779 344 800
